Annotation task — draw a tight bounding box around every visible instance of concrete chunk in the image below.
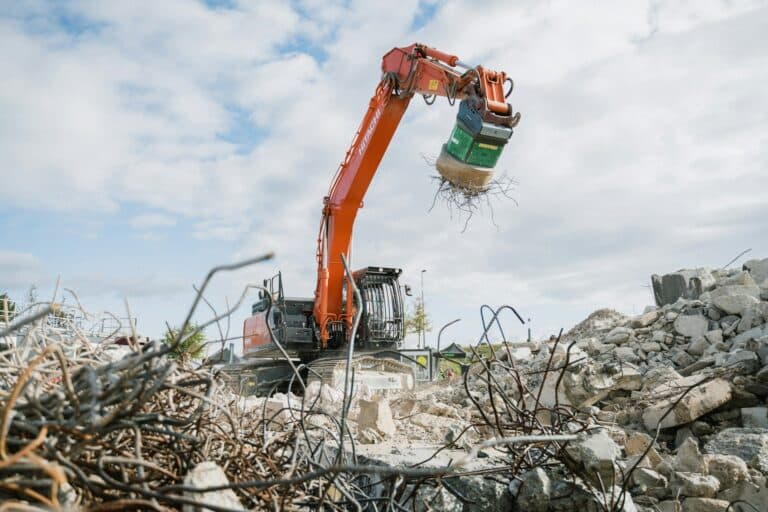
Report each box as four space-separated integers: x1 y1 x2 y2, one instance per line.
670 472 720 498
744 258 768 286
358 398 396 437
674 437 708 474
566 430 621 482
703 454 749 489
643 379 732 431
681 497 729 512
517 468 551 512
704 428 768 473
183 462 244 512
674 314 709 339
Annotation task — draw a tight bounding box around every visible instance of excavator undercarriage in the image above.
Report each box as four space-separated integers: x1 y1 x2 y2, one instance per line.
227 268 419 395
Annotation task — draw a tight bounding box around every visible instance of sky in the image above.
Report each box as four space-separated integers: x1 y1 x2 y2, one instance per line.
1 0 767 351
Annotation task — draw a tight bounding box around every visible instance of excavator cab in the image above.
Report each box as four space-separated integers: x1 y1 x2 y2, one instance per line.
243 267 405 356
352 267 405 348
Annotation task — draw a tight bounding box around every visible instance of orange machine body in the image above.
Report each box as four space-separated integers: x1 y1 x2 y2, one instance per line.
311 43 518 347
243 315 271 353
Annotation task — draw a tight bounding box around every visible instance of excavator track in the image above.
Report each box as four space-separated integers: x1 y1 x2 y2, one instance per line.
307 354 416 392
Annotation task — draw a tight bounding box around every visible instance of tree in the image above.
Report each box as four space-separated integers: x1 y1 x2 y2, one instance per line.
0 292 16 323
162 324 207 361
404 297 432 342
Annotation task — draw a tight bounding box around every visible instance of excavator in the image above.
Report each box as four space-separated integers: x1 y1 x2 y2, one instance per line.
230 43 520 394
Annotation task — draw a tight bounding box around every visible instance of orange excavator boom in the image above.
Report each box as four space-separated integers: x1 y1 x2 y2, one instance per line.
313 43 520 347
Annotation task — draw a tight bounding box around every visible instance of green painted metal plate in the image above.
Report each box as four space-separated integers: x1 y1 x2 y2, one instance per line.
445 123 473 161
466 142 503 168
445 122 505 168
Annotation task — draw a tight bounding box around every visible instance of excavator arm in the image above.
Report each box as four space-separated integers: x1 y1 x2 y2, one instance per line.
314 43 520 347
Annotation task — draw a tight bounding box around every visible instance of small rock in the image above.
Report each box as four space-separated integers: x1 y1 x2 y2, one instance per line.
705 329 724 344
712 288 761 315
687 336 711 356
691 421 714 436
641 341 663 353
704 428 768 473
719 271 758 287
675 427 694 449
727 388 761 408
632 467 668 489
756 366 768 383
183 462 244 512
742 407 768 428
614 346 640 363
681 497 729 512
358 397 396 437
704 454 749 489
730 323 768 346
745 382 768 397
566 430 621 483
671 350 696 368
675 437 708 474
674 314 710 339
357 428 383 444
739 306 763 333
632 310 662 328
716 481 768 512
642 366 683 391
626 431 653 456
657 500 681 512
723 350 760 374
517 468 551 512
642 378 732 431
670 472 720 498
605 326 634 345
744 258 768 285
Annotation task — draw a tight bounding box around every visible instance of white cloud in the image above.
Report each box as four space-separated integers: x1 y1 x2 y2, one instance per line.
67 272 189 299
129 213 177 229
0 250 47 290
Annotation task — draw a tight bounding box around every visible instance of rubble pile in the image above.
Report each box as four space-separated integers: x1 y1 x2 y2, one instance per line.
2 256 768 511
332 257 768 511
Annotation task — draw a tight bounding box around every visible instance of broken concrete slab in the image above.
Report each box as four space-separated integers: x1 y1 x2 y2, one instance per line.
674 314 709 339
742 407 768 428
642 378 732 431
605 326 634 345
652 269 715 307
744 258 768 286
566 430 621 483
716 481 768 512
680 497 729 512
704 454 749 489
631 309 662 328
670 472 720 498
631 467 668 490
674 437 708 474
711 285 761 315
704 428 768 473
730 323 768 346
358 398 396 437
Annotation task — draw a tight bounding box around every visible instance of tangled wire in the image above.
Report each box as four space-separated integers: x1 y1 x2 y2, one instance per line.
422 154 518 233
